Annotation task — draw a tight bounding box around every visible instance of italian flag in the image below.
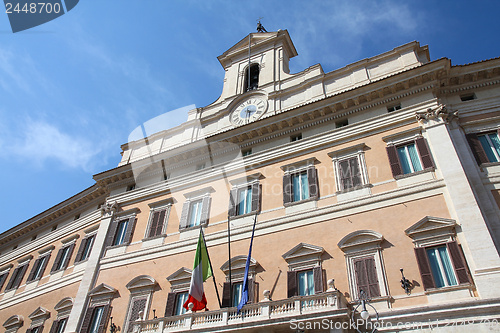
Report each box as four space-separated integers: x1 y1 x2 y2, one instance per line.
183 229 212 311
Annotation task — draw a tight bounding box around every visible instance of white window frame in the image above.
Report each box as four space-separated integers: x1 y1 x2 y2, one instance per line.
477 132 500 162
328 144 370 197
144 200 172 239
425 245 458 288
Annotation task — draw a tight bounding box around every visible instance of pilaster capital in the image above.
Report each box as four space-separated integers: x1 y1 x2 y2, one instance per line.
416 104 458 127
100 201 118 217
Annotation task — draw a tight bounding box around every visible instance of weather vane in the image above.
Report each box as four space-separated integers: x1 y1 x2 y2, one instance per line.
256 18 267 33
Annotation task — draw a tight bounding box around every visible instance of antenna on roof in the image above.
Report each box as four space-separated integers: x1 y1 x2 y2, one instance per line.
256 18 267 33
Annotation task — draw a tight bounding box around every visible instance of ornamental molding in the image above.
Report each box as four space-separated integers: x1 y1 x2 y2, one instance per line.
415 105 458 124
100 201 118 216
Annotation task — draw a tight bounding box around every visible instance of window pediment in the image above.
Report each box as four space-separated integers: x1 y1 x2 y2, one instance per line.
338 230 383 252
282 243 324 271
126 275 157 292
166 267 192 292
3 315 23 330
220 255 257 274
88 283 117 298
54 297 73 314
405 216 457 245
28 307 50 321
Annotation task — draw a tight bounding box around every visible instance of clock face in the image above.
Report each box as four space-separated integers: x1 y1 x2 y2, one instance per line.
230 97 268 126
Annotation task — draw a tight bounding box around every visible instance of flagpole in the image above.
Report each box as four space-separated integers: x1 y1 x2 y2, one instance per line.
227 213 232 307
237 212 259 313
200 227 222 308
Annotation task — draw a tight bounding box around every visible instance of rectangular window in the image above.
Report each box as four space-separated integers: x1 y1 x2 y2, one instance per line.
426 246 457 288
54 318 68 333
174 292 189 316
0 272 8 292
188 200 203 228
386 137 434 177
292 171 309 202
88 306 104 333
237 186 252 215
353 257 381 299
477 132 500 163
30 326 42 333
290 133 302 142
387 104 401 112
147 208 169 238
297 270 315 296
5 264 28 291
232 282 243 307
114 220 129 246
27 255 50 282
75 235 96 263
338 157 362 190
51 244 75 272
397 143 423 174
242 148 252 156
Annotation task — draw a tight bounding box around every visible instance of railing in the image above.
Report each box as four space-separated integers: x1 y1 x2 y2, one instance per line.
133 290 346 332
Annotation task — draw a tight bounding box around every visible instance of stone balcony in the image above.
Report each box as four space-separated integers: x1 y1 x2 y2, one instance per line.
135 290 349 333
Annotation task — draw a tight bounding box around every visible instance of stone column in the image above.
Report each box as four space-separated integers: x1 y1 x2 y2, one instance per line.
417 106 500 298
65 202 118 333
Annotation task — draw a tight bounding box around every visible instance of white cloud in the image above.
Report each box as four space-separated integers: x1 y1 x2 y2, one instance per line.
5 119 102 172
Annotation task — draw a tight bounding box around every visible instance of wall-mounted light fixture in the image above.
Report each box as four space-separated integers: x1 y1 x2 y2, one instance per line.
400 268 412 295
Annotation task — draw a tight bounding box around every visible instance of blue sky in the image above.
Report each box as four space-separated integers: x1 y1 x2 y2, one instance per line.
1 0 499 234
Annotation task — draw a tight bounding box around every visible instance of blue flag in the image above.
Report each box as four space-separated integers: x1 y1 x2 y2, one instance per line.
237 213 258 313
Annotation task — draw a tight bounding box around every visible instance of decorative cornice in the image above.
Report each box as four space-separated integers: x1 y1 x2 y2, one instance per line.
416 104 458 124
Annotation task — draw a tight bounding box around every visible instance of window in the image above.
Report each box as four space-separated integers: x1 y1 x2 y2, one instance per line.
174 292 188 315
243 63 259 92
179 191 212 230
460 93 476 101
75 235 96 263
220 256 258 308
124 297 147 333
27 255 50 282
387 104 401 112
282 243 324 298
405 216 471 291
329 144 370 194
5 264 28 291
229 182 260 217
188 200 203 227
50 318 67 333
336 119 348 128
414 242 470 290
353 257 380 299
80 284 114 333
0 270 10 292
467 131 500 164
196 163 206 171
386 137 434 177
88 306 105 333
396 142 423 174
105 215 137 248
242 148 252 156
27 326 42 333
146 207 169 238
232 282 243 306
282 163 319 205
123 275 156 332
338 230 388 300
51 244 75 273
126 184 136 191
290 133 302 142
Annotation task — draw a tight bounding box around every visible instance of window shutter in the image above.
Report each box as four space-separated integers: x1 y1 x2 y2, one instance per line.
287 271 297 298
75 238 88 262
414 247 435 290
313 267 323 294
247 278 256 303
283 174 293 204
339 159 351 190
221 282 232 307
200 197 211 225
80 306 95 333
386 145 403 177
105 220 119 248
179 201 190 230
5 267 18 290
123 217 137 245
447 242 470 285
12 264 28 289
156 209 167 236
27 258 41 282
228 188 238 217
26 328 32 333
49 320 59 333
0 273 7 291
38 255 50 279
127 298 147 332
37 326 44 333
51 248 64 272
164 292 177 317
365 258 381 298
251 183 261 212
148 211 161 238
307 166 319 199
415 137 434 169
351 158 362 188
61 244 75 270
97 305 111 333
466 133 490 165
354 259 369 296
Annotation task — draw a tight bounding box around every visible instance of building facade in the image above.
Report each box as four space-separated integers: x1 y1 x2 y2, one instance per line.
1 30 500 332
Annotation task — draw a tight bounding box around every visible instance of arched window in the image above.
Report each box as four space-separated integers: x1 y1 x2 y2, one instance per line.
244 64 259 92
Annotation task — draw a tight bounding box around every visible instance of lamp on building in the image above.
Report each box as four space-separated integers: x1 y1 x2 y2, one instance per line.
400 268 412 295
351 289 379 327
153 309 157 319
109 317 117 333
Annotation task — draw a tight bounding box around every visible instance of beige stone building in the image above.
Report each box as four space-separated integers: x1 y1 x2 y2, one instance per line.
1 30 500 332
